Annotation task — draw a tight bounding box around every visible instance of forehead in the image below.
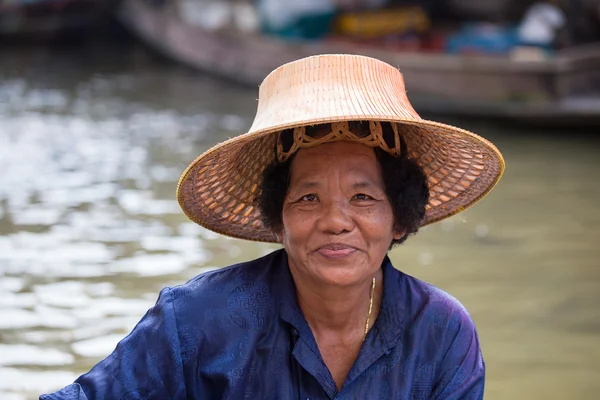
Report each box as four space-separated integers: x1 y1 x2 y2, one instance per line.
289 142 382 183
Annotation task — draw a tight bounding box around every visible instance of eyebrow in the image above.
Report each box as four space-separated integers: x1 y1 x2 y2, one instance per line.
352 181 377 190
293 181 320 190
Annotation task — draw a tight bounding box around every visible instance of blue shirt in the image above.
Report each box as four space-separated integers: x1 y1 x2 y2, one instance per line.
41 249 485 399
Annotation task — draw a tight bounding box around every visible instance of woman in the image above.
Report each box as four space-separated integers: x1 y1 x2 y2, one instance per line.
42 54 504 399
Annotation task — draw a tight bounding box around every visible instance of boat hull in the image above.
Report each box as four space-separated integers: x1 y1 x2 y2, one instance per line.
118 0 600 125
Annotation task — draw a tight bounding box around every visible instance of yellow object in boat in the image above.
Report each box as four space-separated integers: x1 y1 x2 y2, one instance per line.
335 7 430 38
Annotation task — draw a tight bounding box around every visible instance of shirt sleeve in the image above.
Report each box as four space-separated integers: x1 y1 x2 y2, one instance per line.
430 313 486 400
40 287 186 400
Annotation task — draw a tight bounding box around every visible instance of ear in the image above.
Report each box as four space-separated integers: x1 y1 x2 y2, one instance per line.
392 228 407 241
272 228 283 243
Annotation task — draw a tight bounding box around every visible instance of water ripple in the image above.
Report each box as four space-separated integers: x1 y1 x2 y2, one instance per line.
0 344 74 366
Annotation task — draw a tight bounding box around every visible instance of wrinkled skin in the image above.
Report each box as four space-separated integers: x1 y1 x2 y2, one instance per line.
279 141 404 289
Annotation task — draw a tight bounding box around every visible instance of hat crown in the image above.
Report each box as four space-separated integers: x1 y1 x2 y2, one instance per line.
249 54 421 134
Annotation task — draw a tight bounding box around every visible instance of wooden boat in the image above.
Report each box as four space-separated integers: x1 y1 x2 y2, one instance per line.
118 0 600 125
0 0 118 38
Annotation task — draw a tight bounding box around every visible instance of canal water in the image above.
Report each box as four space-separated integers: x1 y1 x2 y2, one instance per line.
0 42 599 399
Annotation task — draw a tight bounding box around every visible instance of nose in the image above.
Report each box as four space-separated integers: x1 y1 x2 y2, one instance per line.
316 199 355 235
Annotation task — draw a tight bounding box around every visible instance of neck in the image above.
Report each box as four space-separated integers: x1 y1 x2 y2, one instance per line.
290 267 384 337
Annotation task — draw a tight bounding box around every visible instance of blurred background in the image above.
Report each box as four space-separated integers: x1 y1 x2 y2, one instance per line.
0 0 599 399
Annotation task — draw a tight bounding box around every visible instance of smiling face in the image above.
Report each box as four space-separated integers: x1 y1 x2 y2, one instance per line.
279 141 404 288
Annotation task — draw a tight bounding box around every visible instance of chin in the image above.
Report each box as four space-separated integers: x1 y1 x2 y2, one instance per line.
313 261 369 287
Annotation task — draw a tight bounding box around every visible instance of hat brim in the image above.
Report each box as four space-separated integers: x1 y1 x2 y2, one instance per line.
177 116 505 243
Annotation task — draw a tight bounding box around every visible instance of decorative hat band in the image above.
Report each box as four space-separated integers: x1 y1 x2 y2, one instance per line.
276 120 402 162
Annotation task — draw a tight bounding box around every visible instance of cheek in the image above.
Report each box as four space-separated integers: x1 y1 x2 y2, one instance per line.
281 210 310 242
362 207 396 238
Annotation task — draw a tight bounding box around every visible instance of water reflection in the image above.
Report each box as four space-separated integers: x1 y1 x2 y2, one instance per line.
0 44 599 399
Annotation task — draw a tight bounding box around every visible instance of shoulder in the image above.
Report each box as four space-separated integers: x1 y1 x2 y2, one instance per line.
162 249 287 366
167 250 285 356
169 248 285 313
397 275 486 394
388 267 483 373
389 266 478 337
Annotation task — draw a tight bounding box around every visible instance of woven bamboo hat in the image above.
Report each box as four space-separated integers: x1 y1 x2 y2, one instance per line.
177 54 505 243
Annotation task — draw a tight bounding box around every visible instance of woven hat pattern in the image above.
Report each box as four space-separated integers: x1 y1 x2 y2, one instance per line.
180 134 277 240
177 55 504 242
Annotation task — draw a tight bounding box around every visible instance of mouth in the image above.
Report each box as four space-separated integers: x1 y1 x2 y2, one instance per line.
316 244 358 259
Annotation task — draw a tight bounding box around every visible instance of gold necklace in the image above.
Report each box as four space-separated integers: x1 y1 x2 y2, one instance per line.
363 276 376 342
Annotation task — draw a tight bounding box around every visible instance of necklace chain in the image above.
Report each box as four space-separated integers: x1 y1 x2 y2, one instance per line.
363 276 376 342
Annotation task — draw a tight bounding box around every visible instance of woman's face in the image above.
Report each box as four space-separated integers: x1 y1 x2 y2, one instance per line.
280 141 403 287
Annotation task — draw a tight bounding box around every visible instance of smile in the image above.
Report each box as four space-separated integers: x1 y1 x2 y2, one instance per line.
316 244 358 258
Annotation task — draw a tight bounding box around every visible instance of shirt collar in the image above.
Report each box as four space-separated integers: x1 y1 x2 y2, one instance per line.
374 255 406 347
274 250 319 352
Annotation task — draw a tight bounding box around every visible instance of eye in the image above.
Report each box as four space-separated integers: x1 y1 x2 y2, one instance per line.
300 194 317 202
353 193 373 201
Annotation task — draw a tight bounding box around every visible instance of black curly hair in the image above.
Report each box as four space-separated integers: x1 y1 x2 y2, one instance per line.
255 122 430 247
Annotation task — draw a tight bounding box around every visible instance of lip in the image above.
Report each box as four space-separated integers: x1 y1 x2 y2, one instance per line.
316 243 358 259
